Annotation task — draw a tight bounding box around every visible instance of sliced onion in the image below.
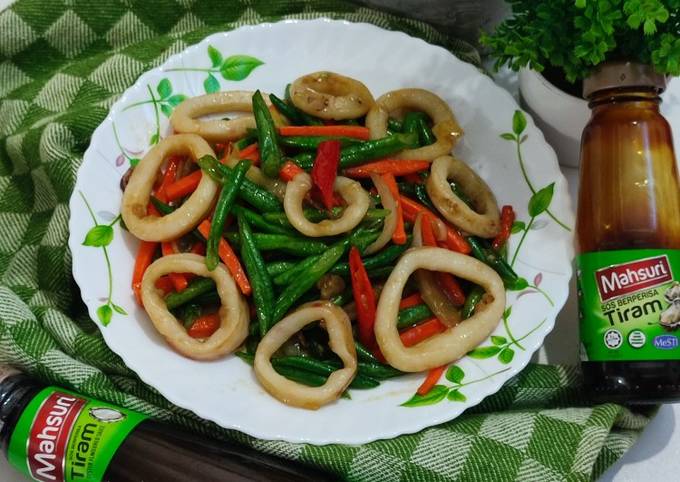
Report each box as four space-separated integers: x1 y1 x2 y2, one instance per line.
140 253 249 360
121 134 218 242
375 247 505 372
410 213 460 327
254 301 357 409
284 172 369 237
364 173 398 255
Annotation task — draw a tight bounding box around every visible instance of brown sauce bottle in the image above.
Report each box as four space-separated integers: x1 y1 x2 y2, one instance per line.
577 62 680 403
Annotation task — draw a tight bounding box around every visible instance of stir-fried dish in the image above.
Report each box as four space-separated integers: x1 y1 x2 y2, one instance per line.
120 72 520 410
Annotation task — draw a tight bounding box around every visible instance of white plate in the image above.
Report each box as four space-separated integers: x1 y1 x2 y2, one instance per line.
68 19 575 445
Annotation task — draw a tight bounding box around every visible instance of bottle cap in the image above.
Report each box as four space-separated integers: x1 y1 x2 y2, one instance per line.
583 61 666 98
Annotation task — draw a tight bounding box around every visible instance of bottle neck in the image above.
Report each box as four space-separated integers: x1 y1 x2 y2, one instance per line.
588 86 661 113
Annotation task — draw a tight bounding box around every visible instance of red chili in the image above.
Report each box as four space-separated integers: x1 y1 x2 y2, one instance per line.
349 246 377 349
154 156 182 203
279 160 305 182
311 140 341 210
492 205 515 251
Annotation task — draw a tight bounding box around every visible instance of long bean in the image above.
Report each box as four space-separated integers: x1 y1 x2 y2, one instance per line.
415 113 436 145
284 84 323 126
231 205 294 236
414 183 436 211
329 240 409 276
269 93 306 125
252 90 283 178
366 265 394 279
279 136 362 150
224 232 329 256
387 118 403 132
339 132 418 168
467 236 520 285
354 340 379 363
262 208 387 230
197 155 282 212
462 285 485 319
397 304 433 329
206 160 249 271
330 289 353 306
266 261 297 277
271 241 346 323
274 357 379 389
272 255 320 286
165 277 216 310
236 352 327 387
237 214 275 338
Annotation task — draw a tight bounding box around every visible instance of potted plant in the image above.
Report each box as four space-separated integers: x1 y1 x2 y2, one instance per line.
481 0 680 166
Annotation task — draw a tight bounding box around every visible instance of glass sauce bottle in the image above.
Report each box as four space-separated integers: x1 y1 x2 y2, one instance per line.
577 62 680 403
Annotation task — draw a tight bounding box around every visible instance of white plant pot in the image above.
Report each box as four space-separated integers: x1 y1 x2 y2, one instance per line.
519 68 590 168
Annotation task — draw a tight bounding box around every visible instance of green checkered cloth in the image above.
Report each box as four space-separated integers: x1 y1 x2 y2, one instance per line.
0 0 651 480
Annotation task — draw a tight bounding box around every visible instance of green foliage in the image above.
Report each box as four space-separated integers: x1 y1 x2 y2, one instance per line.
482 0 680 82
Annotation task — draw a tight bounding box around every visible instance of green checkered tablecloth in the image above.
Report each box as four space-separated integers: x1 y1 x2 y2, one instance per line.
0 0 652 480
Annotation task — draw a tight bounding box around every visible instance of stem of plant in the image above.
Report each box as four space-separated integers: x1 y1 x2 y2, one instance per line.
165 68 219 73
109 215 122 227
455 367 512 388
122 99 159 111
529 283 554 306
112 123 133 162
511 216 534 267
103 246 113 304
512 318 547 347
147 85 161 144
516 138 571 232
503 313 525 350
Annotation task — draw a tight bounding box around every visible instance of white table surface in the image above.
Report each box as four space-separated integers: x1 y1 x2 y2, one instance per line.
0 0 678 479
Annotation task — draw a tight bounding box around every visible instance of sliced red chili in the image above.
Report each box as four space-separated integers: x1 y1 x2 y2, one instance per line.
311 140 341 210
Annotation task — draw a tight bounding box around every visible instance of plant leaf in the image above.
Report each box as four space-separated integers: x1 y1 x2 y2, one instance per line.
503 306 512 320
150 133 159 145
167 94 187 107
467 346 501 359
447 389 467 402
500 132 516 141
97 304 112 326
160 103 173 118
445 365 465 384
491 335 508 345
512 110 527 135
112 303 127 315
511 220 526 234
129 157 140 167
207 45 223 68
83 225 113 247
401 385 448 407
499 348 515 364
157 79 172 99
204 73 220 93
528 183 555 217
220 55 264 81
534 272 543 287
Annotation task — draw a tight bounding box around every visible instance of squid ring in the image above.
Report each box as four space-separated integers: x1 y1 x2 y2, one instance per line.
426 156 500 238
289 72 374 120
365 88 463 160
374 247 505 372
284 172 370 237
121 134 218 242
254 301 357 409
170 91 267 142
141 253 249 360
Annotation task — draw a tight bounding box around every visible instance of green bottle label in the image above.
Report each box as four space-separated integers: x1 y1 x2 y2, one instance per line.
577 249 680 361
7 387 147 482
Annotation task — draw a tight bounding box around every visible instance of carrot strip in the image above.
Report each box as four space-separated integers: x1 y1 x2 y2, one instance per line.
344 160 430 178
400 317 447 347
165 170 202 202
238 143 260 164
132 241 158 306
417 366 446 396
187 313 221 338
278 125 370 140
400 195 471 254
154 156 182 203
420 213 438 247
161 242 189 292
197 220 251 296
279 160 305 182
399 293 423 310
381 173 406 244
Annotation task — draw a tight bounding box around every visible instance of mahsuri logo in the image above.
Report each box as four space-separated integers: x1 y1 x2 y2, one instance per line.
595 255 673 302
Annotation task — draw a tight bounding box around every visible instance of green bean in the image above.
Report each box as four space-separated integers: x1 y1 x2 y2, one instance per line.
266 261 297 277
165 277 216 310
262 208 387 231
175 303 202 329
279 136 363 150
269 93 305 125
206 160 250 270
354 340 380 363
235 130 258 150
462 286 485 319
415 183 436 211
402 112 422 141
238 214 275 338
272 255 320 286
357 362 403 380
387 118 403 132
339 132 418 168
330 240 410 276
450 181 475 209
292 152 314 170
366 265 395 279
236 352 327 387
467 236 520 286
397 304 433 329
330 289 353 306
272 241 346 323
150 196 174 215
231 205 294 236
284 84 323 126
415 113 436 145
193 290 219 306
274 357 380 389
224 232 328 256
197 155 282 212
253 90 284 178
